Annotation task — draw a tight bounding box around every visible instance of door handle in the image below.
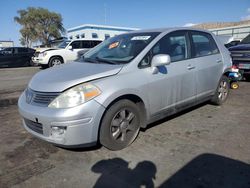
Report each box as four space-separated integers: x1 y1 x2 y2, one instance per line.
187 64 195 70
216 59 222 63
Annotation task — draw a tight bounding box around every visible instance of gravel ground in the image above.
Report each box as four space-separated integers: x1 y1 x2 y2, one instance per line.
0 82 249 188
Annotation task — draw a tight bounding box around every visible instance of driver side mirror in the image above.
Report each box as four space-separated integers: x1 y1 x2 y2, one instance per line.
151 54 171 74
68 45 73 50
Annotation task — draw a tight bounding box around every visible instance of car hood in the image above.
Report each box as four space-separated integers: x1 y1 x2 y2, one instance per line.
29 62 123 92
229 44 250 51
35 47 58 53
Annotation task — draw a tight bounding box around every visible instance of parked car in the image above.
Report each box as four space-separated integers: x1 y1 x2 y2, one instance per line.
32 39 102 68
0 47 35 68
216 35 240 49
229 33 250 77
225 40 240 48
18 28 232 150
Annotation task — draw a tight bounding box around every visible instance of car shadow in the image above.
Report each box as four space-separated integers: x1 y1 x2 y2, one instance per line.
159 153 250 188
91 154 250 188
56 143 102 152
91 158 157 188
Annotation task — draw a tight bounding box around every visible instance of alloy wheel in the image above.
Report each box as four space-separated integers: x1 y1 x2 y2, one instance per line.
218 80 228 101
110 109 137 142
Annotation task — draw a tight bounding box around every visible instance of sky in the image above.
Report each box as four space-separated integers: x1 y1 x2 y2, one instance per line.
0 0 250 46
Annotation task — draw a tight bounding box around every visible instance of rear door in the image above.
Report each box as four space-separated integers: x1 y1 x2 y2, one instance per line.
15 48 30 66
189 31 223 101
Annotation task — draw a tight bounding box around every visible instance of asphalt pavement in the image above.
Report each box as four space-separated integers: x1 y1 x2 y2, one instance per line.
0 67 40 106
0 67 249 187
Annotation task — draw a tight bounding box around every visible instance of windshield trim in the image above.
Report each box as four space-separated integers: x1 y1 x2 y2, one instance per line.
82 32 161 65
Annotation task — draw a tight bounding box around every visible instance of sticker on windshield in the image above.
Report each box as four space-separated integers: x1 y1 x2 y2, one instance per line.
109 42 119 49
131 36 151 41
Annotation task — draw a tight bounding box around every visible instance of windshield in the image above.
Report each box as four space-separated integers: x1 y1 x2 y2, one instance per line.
57 40 71 48
82 32 160 64
240 34 250 44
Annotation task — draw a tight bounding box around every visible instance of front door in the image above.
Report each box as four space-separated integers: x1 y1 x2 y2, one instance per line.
66 41 84 62
139 31 196 117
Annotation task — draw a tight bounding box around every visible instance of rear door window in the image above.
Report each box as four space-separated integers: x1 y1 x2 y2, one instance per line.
91 41 102 48
82 41 91 48
81 41 102 48
71 41 81 49
190 31 219 58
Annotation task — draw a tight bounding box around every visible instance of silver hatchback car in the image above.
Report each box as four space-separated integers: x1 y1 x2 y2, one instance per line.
18 28 232 150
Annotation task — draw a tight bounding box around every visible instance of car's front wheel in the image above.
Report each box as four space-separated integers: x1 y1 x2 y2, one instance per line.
100 99 141 150
49 57 63 67
211 75 230 105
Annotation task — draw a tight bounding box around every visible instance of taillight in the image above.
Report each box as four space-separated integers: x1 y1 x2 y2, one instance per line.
230 65 239 72
231 65 238 69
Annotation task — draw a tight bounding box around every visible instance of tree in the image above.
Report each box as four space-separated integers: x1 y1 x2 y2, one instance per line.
14 7 65 47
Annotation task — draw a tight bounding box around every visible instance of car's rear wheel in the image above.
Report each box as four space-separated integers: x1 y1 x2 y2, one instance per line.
49 57 63 67
100 99 141 150
211 75 229 105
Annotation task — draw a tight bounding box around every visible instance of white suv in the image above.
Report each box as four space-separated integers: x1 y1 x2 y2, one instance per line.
33 39 102 68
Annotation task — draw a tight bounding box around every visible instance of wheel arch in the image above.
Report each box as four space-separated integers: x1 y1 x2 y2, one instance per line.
99 93 148 135
49 55 64 64
222 68 232 77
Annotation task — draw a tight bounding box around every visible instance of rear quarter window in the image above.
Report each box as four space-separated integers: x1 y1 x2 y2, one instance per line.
191 31 219 58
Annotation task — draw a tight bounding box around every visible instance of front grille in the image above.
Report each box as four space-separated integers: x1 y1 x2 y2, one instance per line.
34 52 40 57
24 118 43 134
26 88 60 107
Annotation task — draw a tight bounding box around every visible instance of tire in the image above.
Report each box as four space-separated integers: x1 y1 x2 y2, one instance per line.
230 82 239 89
29 60 35 67
49 57 63 67
23 60 30 67
23 58 32 67
40 64 48 69
210 75 230 105
100 99 141 150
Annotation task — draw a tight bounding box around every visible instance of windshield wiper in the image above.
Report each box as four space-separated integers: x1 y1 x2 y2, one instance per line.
84 57 119 65
95 57 117 64
83 58 99 63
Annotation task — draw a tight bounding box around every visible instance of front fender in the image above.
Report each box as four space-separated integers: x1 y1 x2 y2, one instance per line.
94 87 150 120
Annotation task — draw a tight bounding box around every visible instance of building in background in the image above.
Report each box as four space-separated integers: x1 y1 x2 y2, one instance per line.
194 20 250 41
67 24 139 41
0 40 14 49
209 24 250 41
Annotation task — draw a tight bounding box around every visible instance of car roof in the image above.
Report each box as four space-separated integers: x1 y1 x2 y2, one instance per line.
127 27 211 34
71 39 103 42
4 47 32 49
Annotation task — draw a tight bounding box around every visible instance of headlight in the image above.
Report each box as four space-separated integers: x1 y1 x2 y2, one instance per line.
41 52 47 57
48 83 101 108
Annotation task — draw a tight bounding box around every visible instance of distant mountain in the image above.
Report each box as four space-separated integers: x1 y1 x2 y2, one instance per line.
193 20 250 29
